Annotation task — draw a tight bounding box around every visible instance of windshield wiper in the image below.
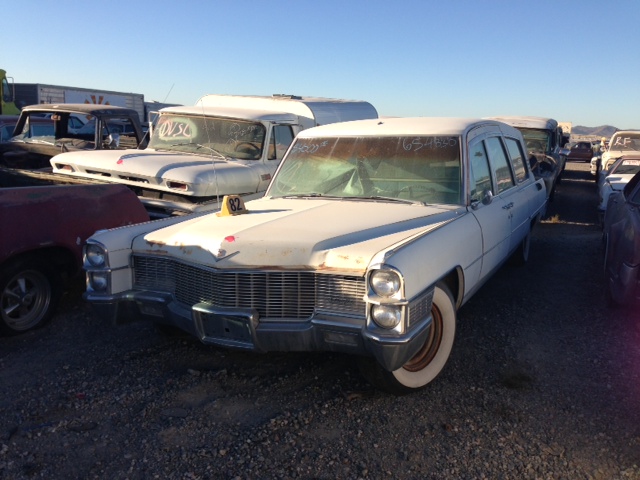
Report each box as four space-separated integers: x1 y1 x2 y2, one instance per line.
346 195 425 205
194 143 229 161
157 142 229 161
282 193 327 198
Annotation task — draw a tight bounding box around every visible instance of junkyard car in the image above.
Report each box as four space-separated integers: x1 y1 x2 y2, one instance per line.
0 184 149 335
591 130 640 177
83 117 547 393
487 116 565 201
567 141 594 162
597 155 640 224
49 94 378 217
0 115 20 142
602 170 640 306
0 103 145 169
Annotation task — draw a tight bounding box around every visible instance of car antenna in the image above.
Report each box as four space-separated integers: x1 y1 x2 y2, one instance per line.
162 84 175 103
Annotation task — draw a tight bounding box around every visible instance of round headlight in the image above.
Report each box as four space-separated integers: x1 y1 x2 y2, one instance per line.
85 243 106 267
371 305 402 329
370 270 401 297
89 272 108 292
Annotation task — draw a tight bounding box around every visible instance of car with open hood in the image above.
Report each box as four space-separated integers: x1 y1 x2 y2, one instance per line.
82 117 547 393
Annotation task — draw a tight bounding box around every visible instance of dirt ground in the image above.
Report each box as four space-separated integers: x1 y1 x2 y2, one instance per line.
1 161 639 479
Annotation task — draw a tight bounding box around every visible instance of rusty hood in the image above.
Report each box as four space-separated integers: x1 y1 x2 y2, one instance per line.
133 197 462 273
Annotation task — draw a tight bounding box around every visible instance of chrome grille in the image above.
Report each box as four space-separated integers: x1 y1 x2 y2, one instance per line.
408 288 434 328
133 255 366 320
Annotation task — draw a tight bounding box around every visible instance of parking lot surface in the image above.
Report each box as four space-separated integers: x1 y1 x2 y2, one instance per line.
1 161 639 479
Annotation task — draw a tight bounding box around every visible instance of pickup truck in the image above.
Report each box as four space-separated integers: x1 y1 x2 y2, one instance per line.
487 116 567 200
0 184 149 335
0 103 146 169
48 94 377 217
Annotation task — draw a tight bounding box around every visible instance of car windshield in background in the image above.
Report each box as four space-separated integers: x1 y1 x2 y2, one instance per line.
269 136 463 205
519 128 551 153
12 117 55 142
148 114 266 160
611 158 640 176
610 133 640 151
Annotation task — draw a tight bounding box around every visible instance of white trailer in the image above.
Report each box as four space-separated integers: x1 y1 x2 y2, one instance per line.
14 83 146 121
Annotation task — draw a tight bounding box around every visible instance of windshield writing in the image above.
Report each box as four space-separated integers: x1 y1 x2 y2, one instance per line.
610 133 640 152
149 114 266 160
269 136 462 205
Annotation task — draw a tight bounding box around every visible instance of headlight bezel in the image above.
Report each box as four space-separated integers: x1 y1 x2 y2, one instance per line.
370 304 403 330
367 265 406 331
84 241 108 268
87 271 109 292
369 268 402 299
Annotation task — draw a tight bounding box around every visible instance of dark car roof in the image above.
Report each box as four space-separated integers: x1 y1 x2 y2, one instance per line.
21 103 139 116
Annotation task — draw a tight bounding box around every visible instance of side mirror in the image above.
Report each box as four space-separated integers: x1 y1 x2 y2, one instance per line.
471 190 494 210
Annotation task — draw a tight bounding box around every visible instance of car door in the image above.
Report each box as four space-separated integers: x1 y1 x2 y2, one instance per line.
468 138 510 281
502 137 544 251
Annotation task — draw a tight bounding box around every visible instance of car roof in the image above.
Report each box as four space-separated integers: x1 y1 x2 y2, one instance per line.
158 105 298 123
485 116 558 130
296 117 517 138
21 103 139 116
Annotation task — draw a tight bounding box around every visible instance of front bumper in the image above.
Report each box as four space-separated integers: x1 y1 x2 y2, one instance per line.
85 290 433 372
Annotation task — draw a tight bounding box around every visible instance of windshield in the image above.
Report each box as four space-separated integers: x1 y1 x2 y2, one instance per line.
148 113 266 160
12 116 55 142
611 158 640 176
268 136 463 205
609 133 640 152
518 128 551 154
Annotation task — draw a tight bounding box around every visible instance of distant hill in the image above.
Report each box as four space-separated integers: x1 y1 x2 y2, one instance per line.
572 125 618 137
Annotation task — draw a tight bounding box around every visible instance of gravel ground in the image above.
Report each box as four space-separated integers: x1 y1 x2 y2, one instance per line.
1 162 639 480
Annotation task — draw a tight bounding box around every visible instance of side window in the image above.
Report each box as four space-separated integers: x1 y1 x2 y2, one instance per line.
268 125 295 160
469 141 493 203
505 138 528 183
485 137 515 194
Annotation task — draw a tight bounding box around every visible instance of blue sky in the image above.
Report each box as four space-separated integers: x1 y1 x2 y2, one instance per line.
4 1 639 128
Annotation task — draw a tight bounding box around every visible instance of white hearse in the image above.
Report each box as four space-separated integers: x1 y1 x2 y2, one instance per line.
83 117 547 393
49 94 377 217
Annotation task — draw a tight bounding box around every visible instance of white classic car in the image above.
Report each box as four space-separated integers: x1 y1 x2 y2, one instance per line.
83 117 547 393
590 130 640 177
597 155 640 223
